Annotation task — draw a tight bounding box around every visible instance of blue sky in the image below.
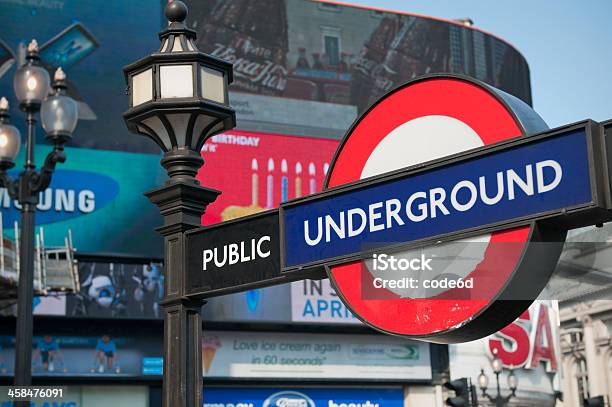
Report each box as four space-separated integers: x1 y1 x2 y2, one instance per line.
344 0 612 128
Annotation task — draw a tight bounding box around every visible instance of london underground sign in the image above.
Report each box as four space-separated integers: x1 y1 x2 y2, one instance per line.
186 74 612 343
284 75 610 342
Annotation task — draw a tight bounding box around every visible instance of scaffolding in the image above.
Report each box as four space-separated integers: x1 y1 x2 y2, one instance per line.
0 211 80 299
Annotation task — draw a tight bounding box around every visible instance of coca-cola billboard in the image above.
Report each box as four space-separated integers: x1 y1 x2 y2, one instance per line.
187 0 532 117
193 0 289 96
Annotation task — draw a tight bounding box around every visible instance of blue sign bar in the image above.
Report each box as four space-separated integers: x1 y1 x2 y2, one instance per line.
203 387 404 407
142 357 163 375
282 128 594 269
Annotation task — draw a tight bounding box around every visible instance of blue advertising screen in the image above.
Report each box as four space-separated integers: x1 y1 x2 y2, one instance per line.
0 146 165 257
203 387 404 407
39 23 98 70
283 129 593 268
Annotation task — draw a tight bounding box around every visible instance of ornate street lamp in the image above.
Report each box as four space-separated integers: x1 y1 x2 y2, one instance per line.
0 39 78 391
123 2 236 406
123 0 234 182
478 349 519 407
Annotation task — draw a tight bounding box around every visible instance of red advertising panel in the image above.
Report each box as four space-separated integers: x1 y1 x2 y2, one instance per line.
198 130 339 224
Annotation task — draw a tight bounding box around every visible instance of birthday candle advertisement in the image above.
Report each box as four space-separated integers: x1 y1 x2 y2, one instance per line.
198 130 338 225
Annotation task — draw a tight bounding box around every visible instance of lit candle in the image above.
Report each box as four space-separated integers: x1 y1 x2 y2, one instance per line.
251 159 258 206
281 159 288 202
267 158 275 208
309 162 316 195
295 162 303 198
323 162 330 187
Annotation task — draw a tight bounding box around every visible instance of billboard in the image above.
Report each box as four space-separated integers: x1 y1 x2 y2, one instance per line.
67 261 164 319
0 0 162 153
202 387 405 407
0 332 161 378
28 261 163 319
147 330 432 380
0 146 165 258
199 130 338 224
291 279 357 324
187 0 532 136
0 330 430 381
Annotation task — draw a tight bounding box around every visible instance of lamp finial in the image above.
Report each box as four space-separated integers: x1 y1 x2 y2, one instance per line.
27 39 39 53
165 0 188 24
55 67 66 81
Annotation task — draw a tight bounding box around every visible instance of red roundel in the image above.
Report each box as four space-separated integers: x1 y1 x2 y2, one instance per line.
325 75 550 342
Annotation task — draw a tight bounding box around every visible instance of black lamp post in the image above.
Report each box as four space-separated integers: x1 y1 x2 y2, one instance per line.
477 350 519 407
123 1 235 406
0 39 78 393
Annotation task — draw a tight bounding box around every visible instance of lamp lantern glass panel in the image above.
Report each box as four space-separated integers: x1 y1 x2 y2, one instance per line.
0 123 21 162
478 370 489 390
200 66 226 103
132 68 153 106
492 355 503 373
13 64 50 105
160 64 194 99
41 94 78 138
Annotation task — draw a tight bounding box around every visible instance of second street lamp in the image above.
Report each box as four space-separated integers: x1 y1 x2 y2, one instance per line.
0 39 78 394
123 1 236 406
478 350 519 407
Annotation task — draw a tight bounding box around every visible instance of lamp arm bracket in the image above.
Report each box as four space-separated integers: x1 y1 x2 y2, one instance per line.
30 146 66 193
481 391 495 403
0 171 18 199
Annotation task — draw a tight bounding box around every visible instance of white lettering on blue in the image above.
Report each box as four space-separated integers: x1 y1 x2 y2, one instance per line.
302 160 563 247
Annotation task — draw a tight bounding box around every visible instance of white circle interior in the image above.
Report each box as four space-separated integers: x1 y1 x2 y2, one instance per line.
361 115 492 298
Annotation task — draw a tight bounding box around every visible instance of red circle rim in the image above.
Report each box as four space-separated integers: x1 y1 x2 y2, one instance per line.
325 76 532 337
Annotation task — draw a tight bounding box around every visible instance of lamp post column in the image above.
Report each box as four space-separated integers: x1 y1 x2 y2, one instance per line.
13 85 41 390
145 150 220 407
495 372 503 407
14 183 37 387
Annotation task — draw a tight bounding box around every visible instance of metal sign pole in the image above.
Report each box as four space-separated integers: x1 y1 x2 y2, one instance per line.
146 179 220 407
